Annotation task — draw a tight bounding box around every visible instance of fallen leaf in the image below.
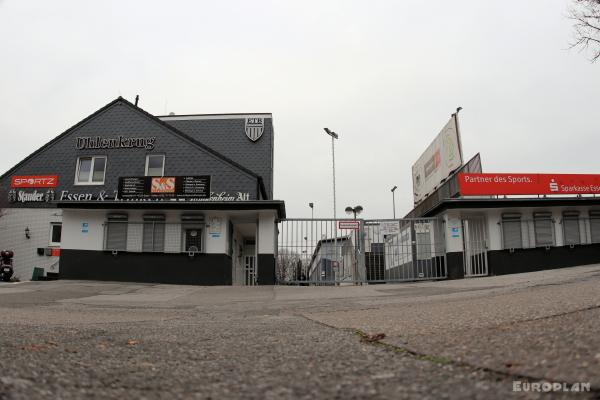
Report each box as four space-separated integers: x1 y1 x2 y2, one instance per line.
127 339 140 346
362 333 386 343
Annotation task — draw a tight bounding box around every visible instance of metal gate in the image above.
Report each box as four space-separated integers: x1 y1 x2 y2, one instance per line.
276 218 446 285
364 219 447 283
276 219 363 285
244 255 257 286
462 216 488 277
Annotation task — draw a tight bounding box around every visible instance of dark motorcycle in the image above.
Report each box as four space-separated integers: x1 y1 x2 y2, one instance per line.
1 250 14 282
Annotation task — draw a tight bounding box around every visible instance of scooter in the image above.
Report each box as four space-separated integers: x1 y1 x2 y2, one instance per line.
0 250 14 282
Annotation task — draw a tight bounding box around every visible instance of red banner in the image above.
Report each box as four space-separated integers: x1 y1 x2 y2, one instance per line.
458 173 600 196
11 175 58 188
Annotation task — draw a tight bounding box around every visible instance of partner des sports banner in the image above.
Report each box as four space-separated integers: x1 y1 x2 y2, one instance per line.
458 173 600 195
412 116 463 204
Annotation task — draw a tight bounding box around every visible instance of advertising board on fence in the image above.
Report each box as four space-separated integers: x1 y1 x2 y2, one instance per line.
459 173 600 195
338 220 360 230
412 116 463 204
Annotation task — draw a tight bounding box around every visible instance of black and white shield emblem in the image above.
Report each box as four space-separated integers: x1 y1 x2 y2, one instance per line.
245 118 264 142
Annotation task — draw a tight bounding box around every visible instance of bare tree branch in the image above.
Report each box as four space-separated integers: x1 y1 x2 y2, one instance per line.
569 0 600 62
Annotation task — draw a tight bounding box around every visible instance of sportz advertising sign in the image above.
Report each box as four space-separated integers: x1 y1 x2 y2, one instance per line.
459 173 600 196
412 116 463 204
11 175 58 188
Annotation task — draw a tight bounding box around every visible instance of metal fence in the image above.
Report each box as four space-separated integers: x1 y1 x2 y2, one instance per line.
276 218 446 285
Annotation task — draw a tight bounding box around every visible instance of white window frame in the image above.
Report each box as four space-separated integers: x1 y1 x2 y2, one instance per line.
145 154 165 177
75 156 107 185
49 222 62 246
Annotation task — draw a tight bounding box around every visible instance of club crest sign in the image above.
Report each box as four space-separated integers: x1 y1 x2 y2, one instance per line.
245 118 264 142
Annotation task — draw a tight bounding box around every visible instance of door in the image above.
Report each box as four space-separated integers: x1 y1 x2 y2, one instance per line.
462 217 488 277
244 255 256 286
185 229 202 253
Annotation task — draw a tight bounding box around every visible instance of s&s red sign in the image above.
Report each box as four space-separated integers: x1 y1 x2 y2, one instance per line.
11 175 58 188
459 173 600 196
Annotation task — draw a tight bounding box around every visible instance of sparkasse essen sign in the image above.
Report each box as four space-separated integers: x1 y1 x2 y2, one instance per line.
459 173 600 196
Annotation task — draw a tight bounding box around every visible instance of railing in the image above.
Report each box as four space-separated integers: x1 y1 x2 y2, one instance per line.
276 217 446 285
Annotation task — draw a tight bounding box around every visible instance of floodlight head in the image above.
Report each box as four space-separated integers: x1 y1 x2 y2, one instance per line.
345 206 353 215
354 206 363 215
391 186 397 192
324 128 338 139
309 202 314 209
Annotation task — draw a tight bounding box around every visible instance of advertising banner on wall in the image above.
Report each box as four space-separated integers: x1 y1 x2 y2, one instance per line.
118 176 211 199
11 175 58 188
459 173 600 195
412 116 463 204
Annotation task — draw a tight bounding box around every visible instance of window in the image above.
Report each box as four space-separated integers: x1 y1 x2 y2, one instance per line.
501 213 523 249
76 156 106 184
105 214 128 251
145 154 165 177
142 215 165 252
49 223 62 246
534 212 554 247
562 211 581 245
590 211 600 243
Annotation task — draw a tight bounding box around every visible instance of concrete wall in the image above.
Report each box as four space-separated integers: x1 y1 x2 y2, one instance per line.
0 208 62 280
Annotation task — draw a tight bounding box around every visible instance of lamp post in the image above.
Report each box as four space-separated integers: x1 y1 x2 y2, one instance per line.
391 186 397 219
323 128 339 220
308 202 314 219
345 205 363 220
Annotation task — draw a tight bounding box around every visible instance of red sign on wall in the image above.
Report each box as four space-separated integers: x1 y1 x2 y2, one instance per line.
11 175 58 188
459 173 600 196
338 220 360 230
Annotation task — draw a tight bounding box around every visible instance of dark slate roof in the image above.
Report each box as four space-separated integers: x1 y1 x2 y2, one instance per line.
0 97 269 199
159 114 274 199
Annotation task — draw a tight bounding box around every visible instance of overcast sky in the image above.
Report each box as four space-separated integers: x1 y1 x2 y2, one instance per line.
1 0 598 219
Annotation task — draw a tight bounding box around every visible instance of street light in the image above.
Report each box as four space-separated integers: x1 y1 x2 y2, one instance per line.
391 186 398 219
308 202 314 219
324 128 339 220
345 205 363 220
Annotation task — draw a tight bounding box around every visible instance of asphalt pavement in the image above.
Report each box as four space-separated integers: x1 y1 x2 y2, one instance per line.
0 265 599 399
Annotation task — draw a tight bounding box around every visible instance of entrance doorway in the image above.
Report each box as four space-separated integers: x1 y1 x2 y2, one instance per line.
244 248 257 286
231 222 257 286
462 216 488 277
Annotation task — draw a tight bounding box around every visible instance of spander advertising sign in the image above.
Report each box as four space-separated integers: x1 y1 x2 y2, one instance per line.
412 116 463 204
118 176 211 200
459 173 600 195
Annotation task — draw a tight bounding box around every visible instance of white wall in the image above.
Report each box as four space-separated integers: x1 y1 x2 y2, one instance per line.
62 209 105 251
443 210 464 253
258 211 276 254
204 212 228 254
62 209 231 254
0 208 62 280
454 205 600 250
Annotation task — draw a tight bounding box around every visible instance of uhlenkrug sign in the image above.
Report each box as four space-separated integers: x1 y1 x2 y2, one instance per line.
76 136 156 150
